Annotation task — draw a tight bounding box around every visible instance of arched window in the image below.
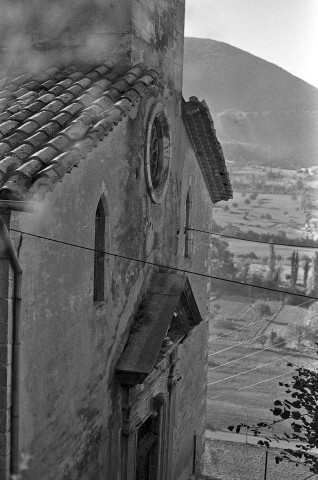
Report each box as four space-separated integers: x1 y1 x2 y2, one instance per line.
94 197 107 301
185 188 192 259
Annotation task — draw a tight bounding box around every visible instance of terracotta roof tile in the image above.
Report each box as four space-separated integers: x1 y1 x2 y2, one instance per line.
10 144 34 162
47 134 70 152
0 120 20 137
43 99 65 115
25 131 49 149
39 121 61 138
182 97 232 203
0 62 158 204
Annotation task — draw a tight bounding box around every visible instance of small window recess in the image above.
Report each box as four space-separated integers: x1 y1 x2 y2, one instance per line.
145 102 171 205
184 188 192 259
94 196 109 302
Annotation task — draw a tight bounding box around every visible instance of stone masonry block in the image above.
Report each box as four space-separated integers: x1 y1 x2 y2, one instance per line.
0 434 10 455
0 456 10 474
0 260 9 298
0 346 11 366
0 410 10 433
0 467 9 480
0 455 9 473
0 367 11 388
176 2 185 35
0 300 8 324
0 388 11 411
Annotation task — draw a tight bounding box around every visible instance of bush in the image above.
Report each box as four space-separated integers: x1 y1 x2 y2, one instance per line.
254 301 272 317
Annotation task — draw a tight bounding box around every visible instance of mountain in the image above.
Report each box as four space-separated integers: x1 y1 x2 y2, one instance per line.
183 38 318 168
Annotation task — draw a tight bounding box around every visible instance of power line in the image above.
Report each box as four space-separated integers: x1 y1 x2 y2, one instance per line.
187 227 318 250
207 344 317 387
208 315 318 358
208 371 296 400
208 323 318 371
208 357 318 402
9 228 318 301
208 297 317 345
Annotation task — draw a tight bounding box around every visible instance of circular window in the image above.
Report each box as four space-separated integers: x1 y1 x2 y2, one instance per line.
145 102 171 204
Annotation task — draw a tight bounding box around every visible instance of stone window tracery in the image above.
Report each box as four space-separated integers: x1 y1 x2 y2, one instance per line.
145 102 171 204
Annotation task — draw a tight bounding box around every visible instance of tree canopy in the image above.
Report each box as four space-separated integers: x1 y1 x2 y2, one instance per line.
228 353 318 473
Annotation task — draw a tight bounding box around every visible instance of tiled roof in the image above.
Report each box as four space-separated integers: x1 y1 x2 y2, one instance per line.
182 97 233 203
0 62 159 206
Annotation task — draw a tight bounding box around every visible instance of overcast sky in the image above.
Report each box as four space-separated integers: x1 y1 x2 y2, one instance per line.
185 0 318 88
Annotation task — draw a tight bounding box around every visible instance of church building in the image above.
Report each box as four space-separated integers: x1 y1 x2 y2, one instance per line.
0 1 232 479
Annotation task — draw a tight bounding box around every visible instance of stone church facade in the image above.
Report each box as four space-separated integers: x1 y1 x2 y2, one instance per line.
0 1 232 479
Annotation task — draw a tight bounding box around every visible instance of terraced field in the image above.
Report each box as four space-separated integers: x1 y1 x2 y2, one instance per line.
207 296 317 437
210 297 283 342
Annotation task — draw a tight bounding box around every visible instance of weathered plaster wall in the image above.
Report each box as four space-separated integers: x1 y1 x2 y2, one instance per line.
0 0 185 98
0 0 133 71
172 323 208 480
0 1 213 478
0 214 12 478
9 81 185 479
179 121 215 316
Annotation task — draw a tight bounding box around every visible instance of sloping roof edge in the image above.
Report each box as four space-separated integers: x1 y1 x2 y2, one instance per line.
116 272 203 386
182 96 233 203
0 62 159 208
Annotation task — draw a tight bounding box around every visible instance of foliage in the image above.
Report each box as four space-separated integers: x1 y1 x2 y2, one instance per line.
254 300 272 317
228 354 318 473
303 256 311 289
212 220 318 249
290 251 300 290
210 237 237 280
308 252 318 297
235 257 251 283
257 334 267 348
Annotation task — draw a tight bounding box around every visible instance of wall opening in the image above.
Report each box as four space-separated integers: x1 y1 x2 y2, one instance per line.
94 196 109 301
185 188 192 258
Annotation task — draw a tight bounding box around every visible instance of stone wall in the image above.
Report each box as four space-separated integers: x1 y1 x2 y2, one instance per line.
0 0 185 97
0 214 12 478
0 1 216 478
8 86 184 478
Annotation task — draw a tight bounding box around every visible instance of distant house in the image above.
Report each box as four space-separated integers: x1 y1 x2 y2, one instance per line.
0 2 232 479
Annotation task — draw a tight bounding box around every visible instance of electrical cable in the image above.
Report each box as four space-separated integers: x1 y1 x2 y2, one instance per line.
207 344 317 387
208 371 297 400
208 313 318 357
208 297 317 344
186 227 318 250
9 228 318 301
208 322 318 371
209 358 318 401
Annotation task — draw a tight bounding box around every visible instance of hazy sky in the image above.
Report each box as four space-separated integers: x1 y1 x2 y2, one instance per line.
185 0 318 88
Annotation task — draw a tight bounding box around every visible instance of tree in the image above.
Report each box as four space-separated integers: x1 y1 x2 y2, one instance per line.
303 256 311 289
210 238 237 280
228 355 318 474
257 334 267 348
236 257 251 283
308 252 318 297
290 251 299 290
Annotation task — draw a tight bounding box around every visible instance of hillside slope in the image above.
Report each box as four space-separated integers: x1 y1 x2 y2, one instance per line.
183 38 318 168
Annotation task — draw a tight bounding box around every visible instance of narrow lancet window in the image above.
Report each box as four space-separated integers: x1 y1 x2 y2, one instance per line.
185 188 192 258
94 199 106 301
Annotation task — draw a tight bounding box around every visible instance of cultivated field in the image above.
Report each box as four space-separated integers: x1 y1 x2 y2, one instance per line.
207 296 317 439
210 166 318 291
